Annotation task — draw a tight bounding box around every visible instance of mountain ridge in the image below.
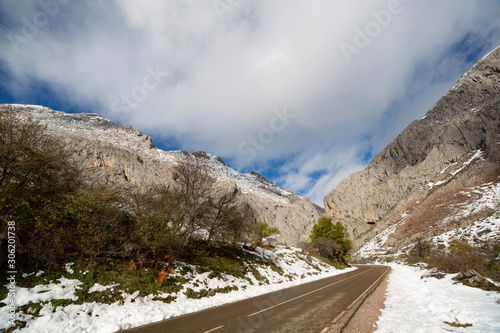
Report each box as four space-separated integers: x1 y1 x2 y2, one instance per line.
324 45 500 254
2 103 324 246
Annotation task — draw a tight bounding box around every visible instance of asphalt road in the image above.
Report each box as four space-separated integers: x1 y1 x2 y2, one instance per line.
120 265 389 333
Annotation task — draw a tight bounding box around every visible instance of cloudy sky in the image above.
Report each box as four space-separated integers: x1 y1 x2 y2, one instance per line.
1 0 499 205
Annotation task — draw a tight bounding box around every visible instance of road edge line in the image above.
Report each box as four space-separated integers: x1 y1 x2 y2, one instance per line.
323 265 391 333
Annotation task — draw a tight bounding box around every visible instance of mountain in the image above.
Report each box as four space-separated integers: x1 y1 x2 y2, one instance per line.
1 104 324 246
324 46 500 255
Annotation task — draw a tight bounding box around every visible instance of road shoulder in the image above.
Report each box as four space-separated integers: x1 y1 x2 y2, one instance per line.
343 267 390 333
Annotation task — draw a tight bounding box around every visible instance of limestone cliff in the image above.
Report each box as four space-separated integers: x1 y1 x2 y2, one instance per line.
324 46 500 252
2 104 324 246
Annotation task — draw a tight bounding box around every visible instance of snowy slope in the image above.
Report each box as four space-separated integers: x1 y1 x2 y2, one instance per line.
0 247 354 333
376 263 500 333
355 149 500 258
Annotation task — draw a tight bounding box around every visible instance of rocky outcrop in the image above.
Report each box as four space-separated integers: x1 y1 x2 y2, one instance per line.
324 46 500 251
453 270 500 291
2 104 323 246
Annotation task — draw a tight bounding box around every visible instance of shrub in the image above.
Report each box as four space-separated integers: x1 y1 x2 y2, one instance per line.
0 110 82 270
309 217 351 263
132 185 183 259
253 221 280 246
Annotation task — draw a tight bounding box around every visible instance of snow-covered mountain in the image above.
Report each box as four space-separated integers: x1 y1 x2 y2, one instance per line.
324 45 500 256
2 103 324 246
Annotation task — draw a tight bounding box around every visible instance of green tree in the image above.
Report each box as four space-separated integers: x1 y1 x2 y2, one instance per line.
310 217 351 262
253 221 280 246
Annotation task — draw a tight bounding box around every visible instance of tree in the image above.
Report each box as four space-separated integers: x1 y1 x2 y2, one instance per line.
310 217 351 262
253 221 280 246
173 153 254 252
173 154 215 252
223 203 255 246
0 109 82 270
132 184 182 259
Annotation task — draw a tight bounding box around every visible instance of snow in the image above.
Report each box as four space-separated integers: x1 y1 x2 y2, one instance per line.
88 283 120 293
356 212 409 257
376 263 500 333
0 247 355 333
427 150 483 190
357 150 498 258
432 213 500 247
15 277 83 306
4 104 294 204
65 263 75 275
438 181 500 230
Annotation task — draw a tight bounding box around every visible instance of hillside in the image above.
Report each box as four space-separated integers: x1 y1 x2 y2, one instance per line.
324 46 500 255
1 104 323 247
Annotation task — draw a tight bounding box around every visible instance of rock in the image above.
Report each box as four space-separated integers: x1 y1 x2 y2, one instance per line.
453 269 499 291
1 104 323 246
324 45 500 252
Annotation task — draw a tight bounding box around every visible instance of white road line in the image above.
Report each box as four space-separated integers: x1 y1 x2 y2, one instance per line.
247 267 373 318
347 266 389 310
203 325 224 333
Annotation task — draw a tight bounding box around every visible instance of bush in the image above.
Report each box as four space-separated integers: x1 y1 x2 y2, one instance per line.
132 185 183 259
406 239 500 284
253 221 280 246
0 112 255 273
427 240 487 274
309 217 351 263
0 110 82 270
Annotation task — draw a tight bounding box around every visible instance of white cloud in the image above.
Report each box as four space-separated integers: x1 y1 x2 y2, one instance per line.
1 0 499 206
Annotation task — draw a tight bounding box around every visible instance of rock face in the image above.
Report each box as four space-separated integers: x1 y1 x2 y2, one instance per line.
324 46 500 252
2 104 324 246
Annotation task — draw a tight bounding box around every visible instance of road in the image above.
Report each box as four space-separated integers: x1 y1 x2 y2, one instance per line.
120 265 389 333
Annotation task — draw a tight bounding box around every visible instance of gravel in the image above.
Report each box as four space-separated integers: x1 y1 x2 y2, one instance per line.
343 273 389 332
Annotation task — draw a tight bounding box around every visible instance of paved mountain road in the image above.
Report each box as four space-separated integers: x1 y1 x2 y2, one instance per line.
120 265 389 333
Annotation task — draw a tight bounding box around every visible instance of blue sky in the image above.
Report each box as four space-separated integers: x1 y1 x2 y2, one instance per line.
1 0 500 206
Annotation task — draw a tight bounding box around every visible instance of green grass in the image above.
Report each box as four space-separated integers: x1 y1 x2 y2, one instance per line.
1 243 341 332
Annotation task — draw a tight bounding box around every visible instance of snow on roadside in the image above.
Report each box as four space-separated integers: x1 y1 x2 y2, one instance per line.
376 263 500 333
0 247 355 333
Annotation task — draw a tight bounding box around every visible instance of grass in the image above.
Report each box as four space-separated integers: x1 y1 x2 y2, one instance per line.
0 243 345 333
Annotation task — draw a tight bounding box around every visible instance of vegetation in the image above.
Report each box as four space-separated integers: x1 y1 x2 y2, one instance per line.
309 216 351 264
0 108 345 331
403 238 500 290
253 221 280 245
0 109 256 274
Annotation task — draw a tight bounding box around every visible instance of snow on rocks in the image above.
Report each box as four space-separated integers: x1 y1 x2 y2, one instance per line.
376 263 500 333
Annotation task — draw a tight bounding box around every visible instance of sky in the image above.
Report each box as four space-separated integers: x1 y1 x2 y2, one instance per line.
0 0 499 206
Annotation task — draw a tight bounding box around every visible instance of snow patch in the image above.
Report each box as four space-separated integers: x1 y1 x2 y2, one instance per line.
376 263 500 332
0 247 354 332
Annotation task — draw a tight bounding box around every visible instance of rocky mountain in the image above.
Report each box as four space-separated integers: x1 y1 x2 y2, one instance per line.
2 104 324 246
324 45 500 255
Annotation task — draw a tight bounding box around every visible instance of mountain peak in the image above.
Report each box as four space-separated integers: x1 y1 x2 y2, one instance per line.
324 44 500 253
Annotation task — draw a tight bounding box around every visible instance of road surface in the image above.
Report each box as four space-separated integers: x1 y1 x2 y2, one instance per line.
120 265 389 333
